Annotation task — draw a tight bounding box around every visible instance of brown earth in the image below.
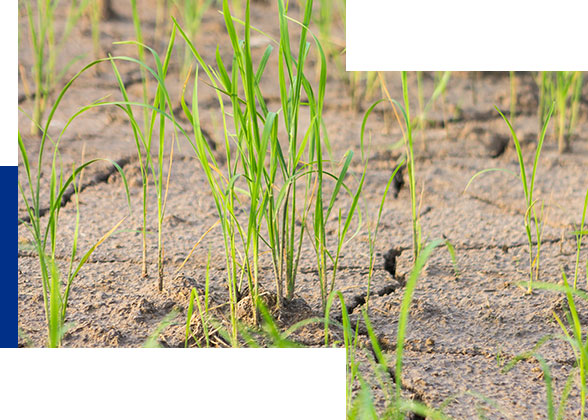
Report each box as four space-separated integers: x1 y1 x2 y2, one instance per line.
18 1 588 418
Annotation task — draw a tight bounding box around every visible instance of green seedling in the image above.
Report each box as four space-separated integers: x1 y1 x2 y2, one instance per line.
380 72 421 262
433 71 453 136
36 46 186 294
414 71 452 149
417 71 424 127
314 0 345 79
185 252 211 348
364 158 405 309
572 187 588 289
537 71 583 153
89 0 102 60
553 273 587 420
507 275 588 420
184 246 213 348
467 103 554 292
335 292 361 412
510 71 517 126
498 104 553 291
326 290 450 419
170 0 214 79
275 0 350 313
88 0 117 58
554 72 583 153
401 71 421 261
316 0 345 59
357 240 453 419
359 99 406 308
174 0 297 337
154 0 167 41
130 0 151 138
394 240 445 411
558 72 583 153
347 379 379 420
18 60 131 346
22 0 91 136
348 71 382 112
109 28 179 289
173 0 360 342
143 309 180 347
345 70 381 112
359 240 451 420
175 2 282 338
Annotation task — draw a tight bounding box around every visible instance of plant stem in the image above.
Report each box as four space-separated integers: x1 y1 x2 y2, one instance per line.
401 72 419 261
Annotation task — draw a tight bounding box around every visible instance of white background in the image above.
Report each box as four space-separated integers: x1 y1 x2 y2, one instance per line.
347 0 588 70
2 1 17 166
0 348 345 419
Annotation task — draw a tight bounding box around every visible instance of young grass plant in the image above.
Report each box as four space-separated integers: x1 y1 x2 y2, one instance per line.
379 71 422 262
358 240 452 420
554 72 583 153
553 273 587 419
414 71 452 149
174 0 361 341
105 26 179 289
20 43 204 344
315 0 345 59
170 0 214 79
88 0 118 59
467 103 555 292
364 158 405 309
173 0 300 339
89 0 102 60
175 5 280 340
510 71 517 126
507 275 588 419
185 252 212 347
313 0 346 81
22 0 91 136
497 103 554 291
130 0 151 140
143 309 180 348
502 184 588 419
358 99 406 308
30 32 183 293
572 187 588 289
18 66 131 346
314 150 366 311
537 72 583 153
400 71 421 261
286 6 365 313
393 240 445 411
335 292 362 412
504 351 575 420
347 71 381 112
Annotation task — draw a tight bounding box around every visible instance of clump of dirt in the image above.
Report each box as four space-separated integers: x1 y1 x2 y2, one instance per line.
234 290 343 347
460 124 510 158
150 284 333 348
235 289 279 326
383 247 404 280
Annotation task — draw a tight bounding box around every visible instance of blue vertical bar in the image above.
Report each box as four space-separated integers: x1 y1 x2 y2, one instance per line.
3 0 18 347
0 166 18 347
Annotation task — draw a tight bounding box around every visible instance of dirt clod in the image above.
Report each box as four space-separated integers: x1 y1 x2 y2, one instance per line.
383 247 403 279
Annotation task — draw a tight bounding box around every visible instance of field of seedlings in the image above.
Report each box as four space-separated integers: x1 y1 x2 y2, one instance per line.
17 0 588 418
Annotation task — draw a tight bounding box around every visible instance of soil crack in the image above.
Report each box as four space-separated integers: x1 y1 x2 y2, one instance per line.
457 237 562 253
18 155 134 225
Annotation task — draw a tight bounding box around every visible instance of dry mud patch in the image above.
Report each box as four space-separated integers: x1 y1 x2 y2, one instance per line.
17 1 588 418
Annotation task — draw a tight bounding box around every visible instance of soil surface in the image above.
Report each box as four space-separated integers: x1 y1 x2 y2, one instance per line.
18 2 588 418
